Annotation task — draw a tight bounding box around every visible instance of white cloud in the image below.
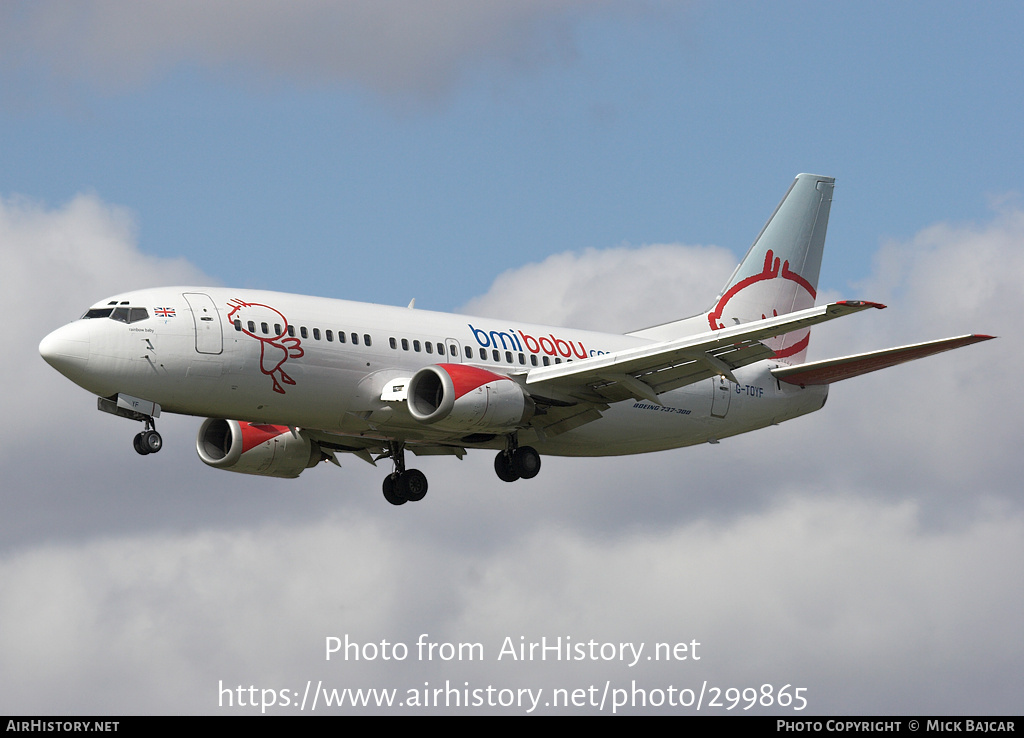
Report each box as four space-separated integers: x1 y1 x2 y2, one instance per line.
460 243 736 332
0 1 640 99
1 498 1020 714
460 208 1020 516
2 193 208 431
1 192 1021 713
2 192 207 315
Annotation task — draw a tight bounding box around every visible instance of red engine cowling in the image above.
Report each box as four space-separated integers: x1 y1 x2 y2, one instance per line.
406 364 533 432
196 418 321 478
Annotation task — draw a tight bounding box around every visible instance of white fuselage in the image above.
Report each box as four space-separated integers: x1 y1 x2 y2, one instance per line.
40 286 828 457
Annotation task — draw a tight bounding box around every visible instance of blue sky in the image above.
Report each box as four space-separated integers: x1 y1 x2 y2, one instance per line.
2 1 1022 715
3 1 1021 309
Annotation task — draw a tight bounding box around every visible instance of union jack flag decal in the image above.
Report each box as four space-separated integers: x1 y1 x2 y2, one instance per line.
154 307 176 318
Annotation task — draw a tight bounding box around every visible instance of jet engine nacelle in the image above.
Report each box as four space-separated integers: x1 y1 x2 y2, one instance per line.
406 364 533 433
196 418 322 479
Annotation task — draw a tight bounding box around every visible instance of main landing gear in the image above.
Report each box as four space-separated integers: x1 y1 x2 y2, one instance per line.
379 437 542 505
133 417 163 455
381 441 428 506
494 440 541 483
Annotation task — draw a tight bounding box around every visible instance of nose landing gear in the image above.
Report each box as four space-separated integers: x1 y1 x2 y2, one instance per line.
133 418 163 455
97 394 164 457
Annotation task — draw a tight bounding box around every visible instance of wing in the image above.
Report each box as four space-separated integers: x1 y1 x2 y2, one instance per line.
523 301 884 406
769 334 995 387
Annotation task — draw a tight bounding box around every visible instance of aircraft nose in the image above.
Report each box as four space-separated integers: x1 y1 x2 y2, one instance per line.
39 322 91 381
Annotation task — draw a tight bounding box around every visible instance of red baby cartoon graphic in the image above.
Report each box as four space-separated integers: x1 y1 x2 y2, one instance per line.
707 249 816 362
226 298 304 394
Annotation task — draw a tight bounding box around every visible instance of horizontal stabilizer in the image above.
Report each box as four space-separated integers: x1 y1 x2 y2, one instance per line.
771 334 995 387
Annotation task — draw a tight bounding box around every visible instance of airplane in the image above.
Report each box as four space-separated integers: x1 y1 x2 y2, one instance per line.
39 174 993 505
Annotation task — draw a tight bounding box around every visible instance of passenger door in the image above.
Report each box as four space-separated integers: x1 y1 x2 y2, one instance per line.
182 292 223 355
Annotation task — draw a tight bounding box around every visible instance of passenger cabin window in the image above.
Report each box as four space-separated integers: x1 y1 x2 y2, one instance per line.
327 330 334 342
300 327 308 339
234 319 242 331
261 322 269 335
351 333 359 345
313 328 321 340
389 337 397 349
364 334 372 347
465 347 473 358
338 331 346 343
247 320 256 333
425 342 433 354
437 344 445 356
413 340 421 352
401 338 409 351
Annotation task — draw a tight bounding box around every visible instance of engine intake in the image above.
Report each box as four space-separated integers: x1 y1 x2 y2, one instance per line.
406 364 533 432
196 418 321 478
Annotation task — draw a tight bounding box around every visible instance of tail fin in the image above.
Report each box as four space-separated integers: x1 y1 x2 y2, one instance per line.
630 173 834 364
707 173 833 363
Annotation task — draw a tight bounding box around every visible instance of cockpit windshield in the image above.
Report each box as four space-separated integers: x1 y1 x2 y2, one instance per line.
81 302 149 324
111 307 150 324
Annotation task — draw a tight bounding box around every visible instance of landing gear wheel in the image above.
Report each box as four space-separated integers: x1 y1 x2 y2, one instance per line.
399 469 428 502
512 446 541 479
494 452 520 482
382 473 407 506
381 441 428 505
133 432 150 456
133 418 161 456
142 430 163 454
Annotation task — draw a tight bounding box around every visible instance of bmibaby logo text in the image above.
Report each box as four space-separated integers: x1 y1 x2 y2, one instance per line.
468 324 607 359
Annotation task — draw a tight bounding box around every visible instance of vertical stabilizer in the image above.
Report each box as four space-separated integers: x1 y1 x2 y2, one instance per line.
630 173 834 361
706 173 832 363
